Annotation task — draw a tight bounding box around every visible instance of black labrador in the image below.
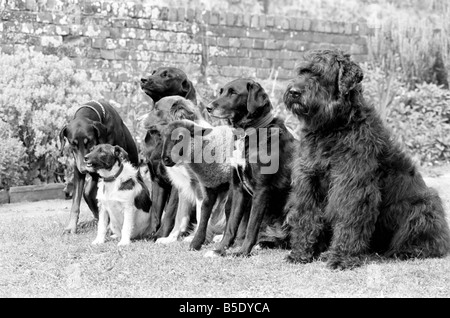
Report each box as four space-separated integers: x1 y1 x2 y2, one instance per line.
59 100 139 234
205 79 295 257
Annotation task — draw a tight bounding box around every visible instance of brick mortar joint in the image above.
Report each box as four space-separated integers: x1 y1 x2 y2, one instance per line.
3 1 369 36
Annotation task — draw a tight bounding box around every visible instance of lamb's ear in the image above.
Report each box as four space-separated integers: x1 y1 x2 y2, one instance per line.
144 130 152 146
114 145 129 162
144 125 162 146
338 57 364 97
247 81 269 113
59 125 68 155
93 122 107 144
182 79 196 102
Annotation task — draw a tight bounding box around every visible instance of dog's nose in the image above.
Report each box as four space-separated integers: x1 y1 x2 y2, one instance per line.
206 104 213 113
84 156 88 162
140 78 147 84
289 87 302 97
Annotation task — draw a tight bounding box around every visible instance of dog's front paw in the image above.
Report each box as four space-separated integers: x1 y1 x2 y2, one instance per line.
204 249 226 258
91 238 105 245
318 250 333 262
155 236 177 244
285 251 313 264
230 246 252 258
189 239 204 251
326 253 361 270
63 222 78 235
117 240 131 247
63 227 77 235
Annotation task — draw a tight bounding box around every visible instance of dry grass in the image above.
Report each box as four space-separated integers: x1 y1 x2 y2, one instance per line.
0 168 449 298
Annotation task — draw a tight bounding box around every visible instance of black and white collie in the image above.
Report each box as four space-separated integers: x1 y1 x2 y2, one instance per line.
85 144 152 246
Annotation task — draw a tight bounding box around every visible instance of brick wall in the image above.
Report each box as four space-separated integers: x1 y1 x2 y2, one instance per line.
0 0 369 105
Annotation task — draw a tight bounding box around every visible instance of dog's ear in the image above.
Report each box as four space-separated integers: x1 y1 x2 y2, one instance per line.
93 122 107 143
144 125 162 146
247 81 269 114
114 145 129 162
182 79 196 102
338 59 364 97
59 125 68 155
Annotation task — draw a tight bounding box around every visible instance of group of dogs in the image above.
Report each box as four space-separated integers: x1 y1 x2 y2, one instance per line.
60 49 450 270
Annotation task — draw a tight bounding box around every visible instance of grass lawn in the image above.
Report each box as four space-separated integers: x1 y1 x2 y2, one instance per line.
0 167 449 298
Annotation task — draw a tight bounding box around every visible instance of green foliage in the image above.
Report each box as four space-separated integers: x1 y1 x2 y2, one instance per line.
363 64 450 165
0 121 27 189
0 49 104 187
267 0 450 88
389 83 450 165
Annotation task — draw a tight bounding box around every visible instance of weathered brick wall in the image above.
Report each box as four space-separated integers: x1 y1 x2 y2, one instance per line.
0 0 369 105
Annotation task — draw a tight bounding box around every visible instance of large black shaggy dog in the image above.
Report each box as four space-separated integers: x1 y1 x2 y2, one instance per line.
283 49 450 270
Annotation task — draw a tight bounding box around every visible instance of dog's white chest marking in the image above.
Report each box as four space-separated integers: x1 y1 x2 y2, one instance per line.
166 165 197 203
230 136 246 169
93 162 151 245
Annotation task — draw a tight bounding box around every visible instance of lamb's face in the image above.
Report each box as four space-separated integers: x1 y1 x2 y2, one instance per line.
160 122 192 167
160 120 215 167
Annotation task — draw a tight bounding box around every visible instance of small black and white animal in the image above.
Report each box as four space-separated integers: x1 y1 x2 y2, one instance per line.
85 144 152 246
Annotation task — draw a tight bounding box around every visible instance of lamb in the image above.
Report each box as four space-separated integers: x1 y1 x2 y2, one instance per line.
143 96 226 244
160 119 235 250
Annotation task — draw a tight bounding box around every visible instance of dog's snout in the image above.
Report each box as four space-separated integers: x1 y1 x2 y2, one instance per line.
289 87 301 97
140 78 147 84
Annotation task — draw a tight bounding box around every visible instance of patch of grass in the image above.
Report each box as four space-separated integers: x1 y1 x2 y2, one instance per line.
0 198 449 298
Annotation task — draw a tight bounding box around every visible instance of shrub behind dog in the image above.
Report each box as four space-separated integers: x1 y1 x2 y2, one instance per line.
0 49 104 188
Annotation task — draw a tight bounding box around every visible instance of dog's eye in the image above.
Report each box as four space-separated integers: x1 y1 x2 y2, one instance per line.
219 88 223 95
161 71 167 77
228 89 236 95
151 70 156 75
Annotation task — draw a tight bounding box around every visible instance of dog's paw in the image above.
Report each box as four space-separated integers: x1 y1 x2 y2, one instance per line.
91 238 105 245
284 251 313 264
318 250 333 262
326 254 361 270
189 240 203 251
212 234 223 243
117 240 131 247
230 251 251 258
62 227 77 235
155 236 177 244
110 234 119 240
230 247 252 258
204 250 226 258
183 235 195 243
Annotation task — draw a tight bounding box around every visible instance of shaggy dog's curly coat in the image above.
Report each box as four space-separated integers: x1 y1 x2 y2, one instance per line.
283 49 450 270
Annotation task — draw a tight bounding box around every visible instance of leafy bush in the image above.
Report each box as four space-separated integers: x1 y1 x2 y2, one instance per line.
0 121 27 189
390 83 450 165
0 49 104 187
363 64 450 166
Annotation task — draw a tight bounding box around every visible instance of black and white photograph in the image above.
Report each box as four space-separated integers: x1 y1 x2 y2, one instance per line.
0 0 449 300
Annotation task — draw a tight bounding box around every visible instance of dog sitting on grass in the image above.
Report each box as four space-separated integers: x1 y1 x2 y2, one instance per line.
283 49 450 270
85 144 152 246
